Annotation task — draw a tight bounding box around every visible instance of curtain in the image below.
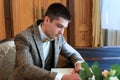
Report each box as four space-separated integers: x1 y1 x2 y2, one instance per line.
92 0 103 47
103 29 120 46
101 0 120 46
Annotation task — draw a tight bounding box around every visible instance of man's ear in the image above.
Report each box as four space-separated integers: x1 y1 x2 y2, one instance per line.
44 16 50 23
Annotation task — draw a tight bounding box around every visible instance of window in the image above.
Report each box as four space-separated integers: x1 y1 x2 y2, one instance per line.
101 0 120 46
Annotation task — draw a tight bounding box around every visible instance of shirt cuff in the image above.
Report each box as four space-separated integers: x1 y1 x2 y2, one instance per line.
55 73 64 80
75 61 84 67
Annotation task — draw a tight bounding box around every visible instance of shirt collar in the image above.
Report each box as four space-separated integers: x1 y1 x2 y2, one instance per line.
38 23 54 42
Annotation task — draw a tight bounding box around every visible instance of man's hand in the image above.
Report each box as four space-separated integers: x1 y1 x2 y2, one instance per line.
74 62 82 72
61 62 82 80
62 73 80 80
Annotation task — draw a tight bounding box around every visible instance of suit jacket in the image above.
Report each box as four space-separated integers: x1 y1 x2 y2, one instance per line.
9 20 84 80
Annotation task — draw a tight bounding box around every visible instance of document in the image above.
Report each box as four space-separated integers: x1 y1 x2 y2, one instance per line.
51 68 73 74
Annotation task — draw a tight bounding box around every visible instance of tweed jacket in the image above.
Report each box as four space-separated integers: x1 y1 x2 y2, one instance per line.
9 20 84 80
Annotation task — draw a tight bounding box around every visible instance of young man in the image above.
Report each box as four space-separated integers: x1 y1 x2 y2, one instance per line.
9 3 84 80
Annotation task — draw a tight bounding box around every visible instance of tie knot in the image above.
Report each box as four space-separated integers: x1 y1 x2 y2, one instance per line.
43 38 49 42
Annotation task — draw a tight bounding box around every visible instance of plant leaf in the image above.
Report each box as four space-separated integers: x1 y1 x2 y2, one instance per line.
78 62 93 80
90 61 103 80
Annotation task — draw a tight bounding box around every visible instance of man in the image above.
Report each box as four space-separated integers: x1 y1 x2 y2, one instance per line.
9 3 84 80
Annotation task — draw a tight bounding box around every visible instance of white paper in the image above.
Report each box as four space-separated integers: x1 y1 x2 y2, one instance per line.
51 68 73 74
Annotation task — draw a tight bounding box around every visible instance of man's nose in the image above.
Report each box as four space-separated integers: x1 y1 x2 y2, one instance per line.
59 28 64 34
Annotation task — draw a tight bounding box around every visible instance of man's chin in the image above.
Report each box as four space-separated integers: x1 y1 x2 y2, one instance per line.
53 36 59 39
51 35 59 40
49 36 57 40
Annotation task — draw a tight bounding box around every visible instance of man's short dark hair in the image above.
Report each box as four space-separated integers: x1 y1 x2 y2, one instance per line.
44 3 71 22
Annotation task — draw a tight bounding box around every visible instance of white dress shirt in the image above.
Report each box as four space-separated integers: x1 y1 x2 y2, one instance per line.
38 24 63 80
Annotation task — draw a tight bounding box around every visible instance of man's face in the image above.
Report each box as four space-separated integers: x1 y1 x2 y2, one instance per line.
44 16 69 39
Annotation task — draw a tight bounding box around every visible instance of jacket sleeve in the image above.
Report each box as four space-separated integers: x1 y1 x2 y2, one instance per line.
60 36 85 65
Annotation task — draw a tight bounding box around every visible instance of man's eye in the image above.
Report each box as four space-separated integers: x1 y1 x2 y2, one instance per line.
57 24 63 28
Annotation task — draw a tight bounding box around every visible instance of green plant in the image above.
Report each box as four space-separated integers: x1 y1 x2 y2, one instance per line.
78 62 120 80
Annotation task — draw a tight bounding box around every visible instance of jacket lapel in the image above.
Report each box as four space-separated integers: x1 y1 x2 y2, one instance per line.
32 22 45 68
33 34 45 68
